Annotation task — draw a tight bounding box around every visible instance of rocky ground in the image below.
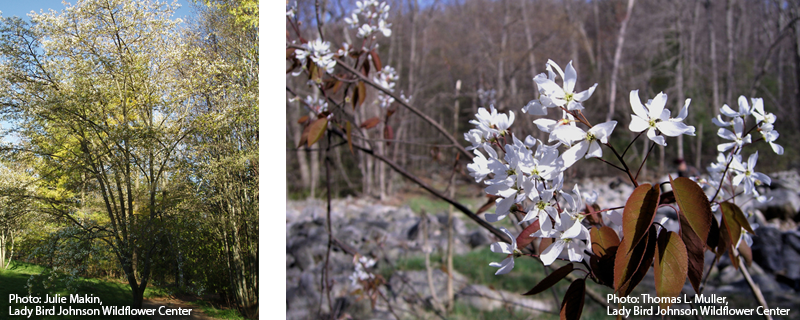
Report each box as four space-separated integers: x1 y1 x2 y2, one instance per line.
286 170 800 319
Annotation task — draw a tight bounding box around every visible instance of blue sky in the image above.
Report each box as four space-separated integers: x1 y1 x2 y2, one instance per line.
1 0 196 21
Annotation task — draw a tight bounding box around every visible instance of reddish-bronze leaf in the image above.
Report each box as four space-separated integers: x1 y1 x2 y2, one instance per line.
370 50 382 73
719 202 745 253
360 117 381 129
707 216 720 254
306 118 328 147
362 60 370 76
738 241 753 267
679 213 705 293
622 183 660 254
297 115 309 124
591 247 617 287
659 190 675 204
516 220 540 250
355 81 367 109
670 176 713 244
384 124 394 145
331 79 343 94
523 263 573 296
615 225 657 297
345 121 354 155
560 279 585 320
654 231 688 309
286 48 296 59
591 226 620 257
476 195 498 215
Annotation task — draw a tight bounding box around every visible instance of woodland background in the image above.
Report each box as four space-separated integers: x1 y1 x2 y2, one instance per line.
286 0 800 199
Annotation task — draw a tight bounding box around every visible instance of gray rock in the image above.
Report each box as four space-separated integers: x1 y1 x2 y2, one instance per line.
751 226 784 273
783 232 800 280
754 188 800 221
467 230 490 248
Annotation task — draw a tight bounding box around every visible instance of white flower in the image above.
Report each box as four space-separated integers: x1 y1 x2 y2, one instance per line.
539 211 590 266
552 121 617 168
759 123 783 155
717 117 751 153
357 24 375 38
467 147 498 183
489 227 518 275
628 90 696 146
534 60 597 111
730 152 771 196
377 19 392 37
750 98 775 125
736 223 758 250
295 38 337 75
720 96 753 119
470 105 515 137
523 71 559 116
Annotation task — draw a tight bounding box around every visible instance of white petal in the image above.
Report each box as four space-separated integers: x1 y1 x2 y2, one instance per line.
770 142 784 155
649 92 668 120
533 118 558 133
551 125 586 145
589 121 617 142
560 141 589 168
491 242 514 254
629 116 649 133
717 128 736 141
523 99 547 116
753 172 771 186
573 83 597 102
737 95 751 116
747 152 759 171
717 142 736 152
712 115 731 127
732 174 745 186
657 121 695 137
676 98 691 120
720 104 738 118
492 257 515 275
485 212 507 223
564 61 577 93
629 90 649 119
540 240 566 266
585 141 603 158
647 128 666 146
566 241 584 262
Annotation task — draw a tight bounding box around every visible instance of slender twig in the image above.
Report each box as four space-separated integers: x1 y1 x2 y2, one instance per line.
738 257 773 320
622 131 645 158
698 255 717 294
594 157 626 172
315 0 325 41
323 132 334 318
710 146 739 203
634 140 656 181
604 143 639 187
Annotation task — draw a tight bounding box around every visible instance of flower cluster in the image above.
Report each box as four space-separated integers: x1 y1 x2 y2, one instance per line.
373 66 398 108
349 256 377 289
704 96 781 203
293 38 336 76
344 0 392 39
466 60 698 273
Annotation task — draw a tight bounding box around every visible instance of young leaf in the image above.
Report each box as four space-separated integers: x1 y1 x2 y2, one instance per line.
622 183 660 254
370 50 382 72
360 117 381 129
590 247 617 287
516 220 540 250
346 121 354 155
286 47 296 59
719 202 745 252
654 231 688 309
670 176 712 244
707 216 720 254
615 225 657 297
560 279 585 320
356 81 367 109
384 124 394 145
523 263 573 296
591 226 620 257
297 115 309 124
679 213 705 293
306 118 328 147
738 241 753 267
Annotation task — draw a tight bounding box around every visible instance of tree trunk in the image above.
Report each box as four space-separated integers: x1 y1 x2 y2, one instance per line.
707 0 721 115
521 0 538 80
606 0 636 123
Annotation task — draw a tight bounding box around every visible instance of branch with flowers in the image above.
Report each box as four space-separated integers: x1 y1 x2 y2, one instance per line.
287 1 783 319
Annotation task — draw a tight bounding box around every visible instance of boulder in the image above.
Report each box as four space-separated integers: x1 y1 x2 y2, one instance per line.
783 231 800 281
754 188 800 221
751 226 784 274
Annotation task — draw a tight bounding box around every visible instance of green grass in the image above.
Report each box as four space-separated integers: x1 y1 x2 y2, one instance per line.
1 261 143 319
189 300 245 320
